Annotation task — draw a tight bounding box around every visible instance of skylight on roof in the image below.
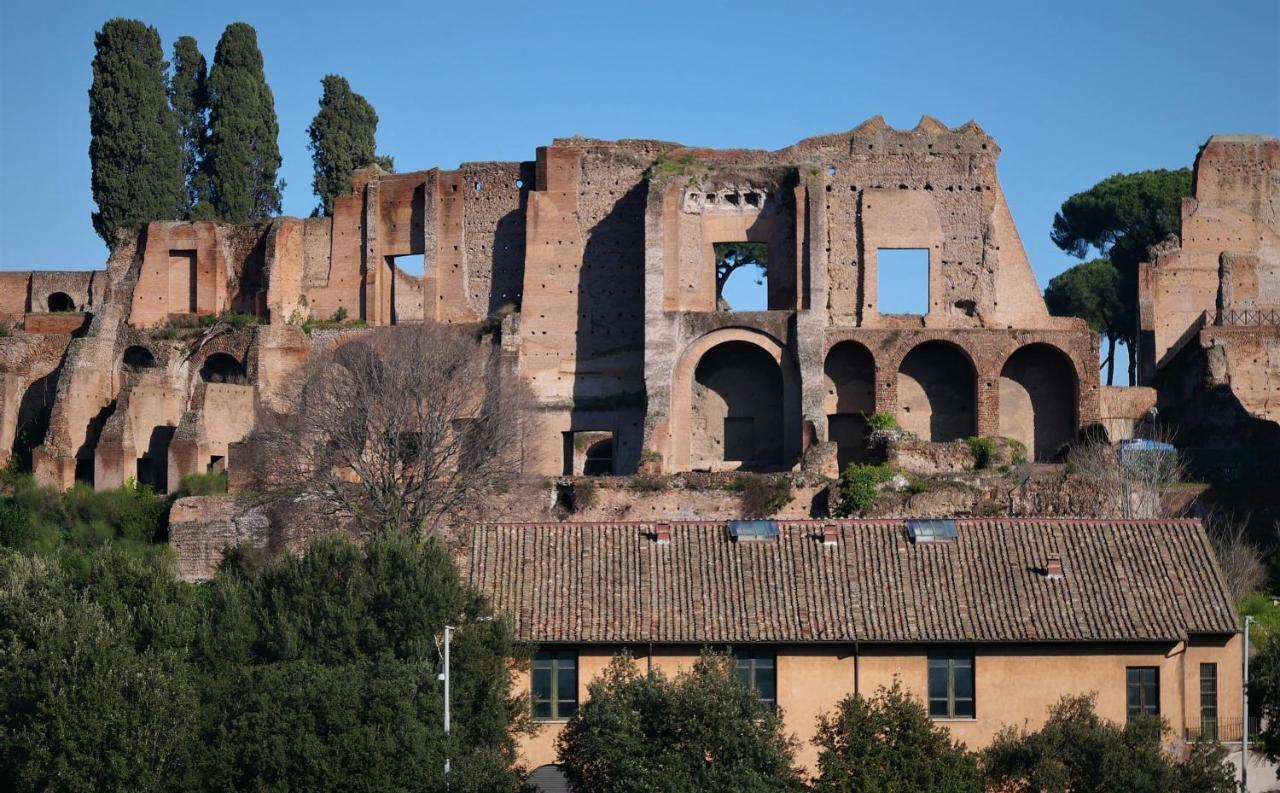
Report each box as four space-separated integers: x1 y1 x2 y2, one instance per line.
727 520 780 542
906 519 958 543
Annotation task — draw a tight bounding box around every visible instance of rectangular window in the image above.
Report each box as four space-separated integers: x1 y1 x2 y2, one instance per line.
532 649 578 721
1200 663 1218 738
877 248 929 315
1126 666 1159 721
733 647 777 708
927 648 975 719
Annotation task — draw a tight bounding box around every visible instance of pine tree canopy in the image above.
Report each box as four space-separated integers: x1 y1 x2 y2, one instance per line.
168 36 210 219
205 22 283 223
88 18 185 247
308 74 393 216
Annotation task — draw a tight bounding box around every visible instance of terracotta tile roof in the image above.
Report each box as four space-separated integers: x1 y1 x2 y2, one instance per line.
464 519 1240 644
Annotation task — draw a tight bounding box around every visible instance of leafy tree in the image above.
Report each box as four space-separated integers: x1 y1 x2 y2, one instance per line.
983 693 1234 793
205 22 283 222
812 681 982 792
308 75 393 216
168 36 211 219
556 652 804 793
1044 258 1125 384
195 530 527 792
1050 169 1192 384
0 551 198 793
1249 630 1280 770
88 18 185 246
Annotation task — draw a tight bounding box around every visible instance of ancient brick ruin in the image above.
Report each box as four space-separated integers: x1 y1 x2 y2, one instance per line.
2 118 1271 496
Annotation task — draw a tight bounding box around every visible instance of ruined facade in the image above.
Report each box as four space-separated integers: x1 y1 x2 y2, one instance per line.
0 117 1117 493
1138 134 1280 456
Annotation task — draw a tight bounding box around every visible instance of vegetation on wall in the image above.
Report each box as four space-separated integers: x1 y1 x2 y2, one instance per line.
833 463 895 517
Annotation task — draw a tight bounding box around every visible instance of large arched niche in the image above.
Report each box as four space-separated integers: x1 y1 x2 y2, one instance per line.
669 328 800 472
999 343 1078 462
896 341 976 442
823 341 876 469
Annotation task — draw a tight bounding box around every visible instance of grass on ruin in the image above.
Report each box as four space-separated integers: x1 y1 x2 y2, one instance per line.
301 305 368 334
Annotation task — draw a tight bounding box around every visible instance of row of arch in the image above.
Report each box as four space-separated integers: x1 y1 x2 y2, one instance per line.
120 345 247 384
684 333 1078 472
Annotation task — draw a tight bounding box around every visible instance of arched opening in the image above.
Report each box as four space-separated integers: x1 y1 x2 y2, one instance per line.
691 340 783 470
1000 344 1078 462
122 345 156 372
897 341 976 442
199 353 247 384
47 292 75 312
527 764 569 793
583 438 614 475
824 341 876 469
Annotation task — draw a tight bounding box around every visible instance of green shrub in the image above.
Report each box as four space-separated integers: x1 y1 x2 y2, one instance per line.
332 305 348 322
834 464 895 517
199 310 259 329
0 477 168 552
174 470 228 498
865 411 899 432
968 436 996 469
1008 438 1028 465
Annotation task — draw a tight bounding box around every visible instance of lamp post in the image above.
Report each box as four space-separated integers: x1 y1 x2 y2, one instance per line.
440 625 453 778
1244 614 1253 792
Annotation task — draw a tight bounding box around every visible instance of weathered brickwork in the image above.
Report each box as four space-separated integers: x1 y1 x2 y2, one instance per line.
3 117 1215 494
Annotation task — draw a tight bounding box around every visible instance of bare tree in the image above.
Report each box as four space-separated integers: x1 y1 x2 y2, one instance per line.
1200 507 1265 601
242 323 530 538
1065 430 1186 519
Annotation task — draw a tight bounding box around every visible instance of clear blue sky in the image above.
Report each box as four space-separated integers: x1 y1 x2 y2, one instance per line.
1 0 1277 288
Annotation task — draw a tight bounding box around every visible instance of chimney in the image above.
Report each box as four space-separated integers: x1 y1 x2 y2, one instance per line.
821 525 839 546
653 523 671 545
1045 555 1063 580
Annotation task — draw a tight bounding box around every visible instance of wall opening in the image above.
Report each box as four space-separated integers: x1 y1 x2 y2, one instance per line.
388 253 426 278
122 345 156 371
715 242 768 311
583 439 614 475
691 340 782 469
999 344 1078 462
47 292 75 312
897 341 976 441
138 425 176 493
824 341 876 469
877 248 929 315
168 250 198 313
388 254 428 325
562 430 615 476
199 353 246 384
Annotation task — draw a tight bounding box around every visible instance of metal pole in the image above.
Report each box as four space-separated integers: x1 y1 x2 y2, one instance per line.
1244 614 1252 792
444 625 453 778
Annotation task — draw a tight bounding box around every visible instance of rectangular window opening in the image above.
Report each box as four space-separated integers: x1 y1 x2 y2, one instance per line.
388 253 428 278
733 647 777 708
927 647 975 719
877 248 929 315
715 241 769 312
1126 666 1159 722
1199 663 1217 739
532 649 578 721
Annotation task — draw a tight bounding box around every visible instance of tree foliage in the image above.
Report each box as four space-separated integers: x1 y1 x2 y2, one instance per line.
1044 258 1125 384
714 241 769 309
1250 629 1280 768
1049 169 1192 383
812 682 982 793
205 22 283 222
983 694 1234 793
556 652 805 793
308 75 393 216
88 18 185 246
168 36 210 219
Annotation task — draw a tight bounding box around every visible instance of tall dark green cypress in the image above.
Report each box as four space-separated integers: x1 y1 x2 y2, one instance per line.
168 36 210 219
307 75 394 216
205 23 282 223
88 18 184 246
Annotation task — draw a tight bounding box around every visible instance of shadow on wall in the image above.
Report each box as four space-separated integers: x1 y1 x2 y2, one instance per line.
11 367 61 471
896 341 976 442
489 162 535 315
572 179 650 474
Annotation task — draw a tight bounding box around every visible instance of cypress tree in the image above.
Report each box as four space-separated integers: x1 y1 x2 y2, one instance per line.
307 75 394 216
205 22 283 223
168 36 210 219
88 18 184 246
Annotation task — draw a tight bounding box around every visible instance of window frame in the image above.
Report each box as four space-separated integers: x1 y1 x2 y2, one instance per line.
732 647 777 708
927 647 975 720
531 648 578 722
1199 662 1218 738
1126 666 1160 722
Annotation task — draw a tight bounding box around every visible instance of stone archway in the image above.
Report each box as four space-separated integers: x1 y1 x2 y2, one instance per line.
47 292 75 312
668 328 800 472
999 343 1078 462
896 341 976 442
199 352 246 384
824 341 876 469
